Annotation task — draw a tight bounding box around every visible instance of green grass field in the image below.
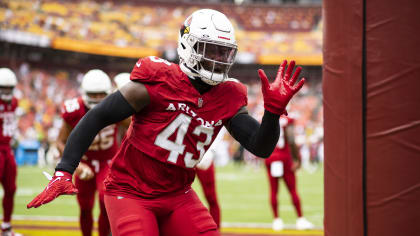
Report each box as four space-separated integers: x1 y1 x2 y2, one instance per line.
9 162 323 230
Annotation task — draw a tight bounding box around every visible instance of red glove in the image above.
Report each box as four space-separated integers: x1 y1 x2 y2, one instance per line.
27 171 78 209
258 60 305 115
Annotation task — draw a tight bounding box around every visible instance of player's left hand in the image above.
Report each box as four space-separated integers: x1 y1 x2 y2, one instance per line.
27 171 78 209
258 60 305 115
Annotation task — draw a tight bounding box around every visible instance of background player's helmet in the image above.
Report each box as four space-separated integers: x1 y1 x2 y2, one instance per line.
177 9 237 86
113 72 130 90
0 68 17 102
81 69 112 108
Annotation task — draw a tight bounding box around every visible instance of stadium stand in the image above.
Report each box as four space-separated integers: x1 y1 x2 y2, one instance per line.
0 0 322 65
0 0 323 165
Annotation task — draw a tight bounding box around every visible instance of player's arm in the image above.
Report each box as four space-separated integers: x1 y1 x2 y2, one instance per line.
57 118 96 180
226 60 305 158
119 117 131 128
27 81 149 209
55 81 149 173
56 121 72 155
56 120 93 180
225 107 280 158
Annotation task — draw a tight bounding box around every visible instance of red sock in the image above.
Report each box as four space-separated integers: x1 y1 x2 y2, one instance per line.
80 209 93 236
98 201 110 236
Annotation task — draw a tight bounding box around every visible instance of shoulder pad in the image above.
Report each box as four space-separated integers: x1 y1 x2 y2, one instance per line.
61 97 84 124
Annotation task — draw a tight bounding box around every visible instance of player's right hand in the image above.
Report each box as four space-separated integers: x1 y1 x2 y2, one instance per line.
75 162 94 180
196 150 214 170
27 171 78 209
258 60 305 115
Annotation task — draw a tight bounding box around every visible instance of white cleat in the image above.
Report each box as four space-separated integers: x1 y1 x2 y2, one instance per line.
272 218 284 231
296 217 314 230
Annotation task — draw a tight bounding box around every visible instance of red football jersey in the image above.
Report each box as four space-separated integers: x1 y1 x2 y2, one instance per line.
61 97 118 161
105 56 247 198
265 116 294 164
0 98 18 145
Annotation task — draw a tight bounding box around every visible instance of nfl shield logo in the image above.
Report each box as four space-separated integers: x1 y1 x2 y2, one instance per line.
198 98 203 108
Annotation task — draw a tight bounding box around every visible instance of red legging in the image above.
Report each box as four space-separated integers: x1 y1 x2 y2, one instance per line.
104 189 219 236
196 164 221 227
266 162 302 218
0 147 17 223
75 160 110 236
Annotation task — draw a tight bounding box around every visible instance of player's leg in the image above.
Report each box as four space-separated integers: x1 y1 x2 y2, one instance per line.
95 162 111 236
159 190 219 236
283 169 314 230
266 162 285 230
196 164 221 227
0 149 17 232
265 163 279 218
75 176 96 236
283 169 302 217
104 195 159 236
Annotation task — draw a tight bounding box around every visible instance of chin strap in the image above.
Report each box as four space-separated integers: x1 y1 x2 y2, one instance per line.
181 62 226 86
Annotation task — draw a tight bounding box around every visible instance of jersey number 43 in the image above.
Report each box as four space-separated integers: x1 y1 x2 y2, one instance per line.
155 113 214 168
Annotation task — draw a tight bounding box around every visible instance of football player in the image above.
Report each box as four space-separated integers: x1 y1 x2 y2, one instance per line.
56 69 116 236
0 68 21 236
265 116 314 231
28 9 305 236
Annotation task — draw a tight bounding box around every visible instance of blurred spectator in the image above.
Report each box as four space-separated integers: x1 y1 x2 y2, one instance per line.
0 0 322 62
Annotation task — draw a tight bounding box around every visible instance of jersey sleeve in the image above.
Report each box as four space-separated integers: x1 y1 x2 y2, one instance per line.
226 79 248 113
130 57 155 82
130 56 172 83
236 81 248 107
60 98 84 127
129 56 174 105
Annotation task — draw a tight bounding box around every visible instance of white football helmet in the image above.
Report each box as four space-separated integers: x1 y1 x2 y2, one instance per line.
0 68 17 102
113 72 130 90
81 69 112 108
177 9 238 85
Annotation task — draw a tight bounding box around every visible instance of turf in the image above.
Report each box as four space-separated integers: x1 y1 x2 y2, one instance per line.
8 162 323 228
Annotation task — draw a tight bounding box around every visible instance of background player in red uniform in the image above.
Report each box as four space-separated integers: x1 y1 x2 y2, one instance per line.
194 126 230 228
195 131 221 228
265 116 314 231
56 69 117 236
113 72 131 142
0 68 21 236
28 9 305 236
